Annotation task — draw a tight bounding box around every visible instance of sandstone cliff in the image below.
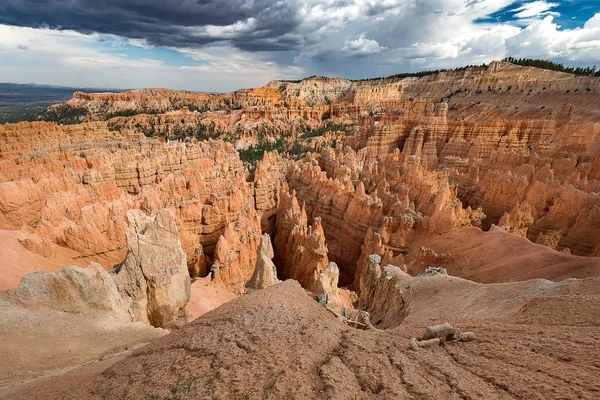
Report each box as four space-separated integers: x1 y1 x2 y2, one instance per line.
2 60 599 297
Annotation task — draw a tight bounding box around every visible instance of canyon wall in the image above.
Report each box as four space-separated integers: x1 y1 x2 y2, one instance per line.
0 121 261 291
2 61 599 299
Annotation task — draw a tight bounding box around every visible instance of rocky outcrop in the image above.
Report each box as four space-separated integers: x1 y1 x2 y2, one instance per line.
272 186 353 309
1 209 232 329
498 202 535 236
65 86 285 119
245 234 279 291
0 122 256 273
112 209 190 328
274 186 329 291
210 207 262 293
253 151 286 233
358 254 410 328
311 261 353 313
268 77 352 106
536 230 562 250
189 244 208 278
1 262 126 318
286 147 483 287
2 60 599 303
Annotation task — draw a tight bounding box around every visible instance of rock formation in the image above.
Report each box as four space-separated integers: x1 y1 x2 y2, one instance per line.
211 208 262 293
1 209 193 329
111 209 190 328
358 254 410 328
0 121 256 280
284 147 484 287
245 233 279 291
4 61 599 272
1 60 599 302
2 262 126 318
274 185 329 291
2 61 600 397
310 261 353 312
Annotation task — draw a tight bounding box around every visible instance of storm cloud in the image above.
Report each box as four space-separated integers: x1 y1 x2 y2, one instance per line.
0 1 599 91
0 0 304 51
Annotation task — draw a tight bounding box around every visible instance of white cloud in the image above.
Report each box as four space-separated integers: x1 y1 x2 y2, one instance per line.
405 42 461 60
1 2 600 89
585 13 600 29
0 24 304 91
342 34 385 57
505 15 600 63
511 1 560 19
189 18 258 39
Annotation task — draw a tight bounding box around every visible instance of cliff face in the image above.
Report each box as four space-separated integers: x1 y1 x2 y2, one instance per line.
330 63 600 256
66 86 283 117
284 147 483 287
2 60 599 298
0 121 258 291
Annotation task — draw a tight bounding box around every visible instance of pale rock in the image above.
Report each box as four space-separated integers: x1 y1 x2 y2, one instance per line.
112 209 191 328
245 234 279 291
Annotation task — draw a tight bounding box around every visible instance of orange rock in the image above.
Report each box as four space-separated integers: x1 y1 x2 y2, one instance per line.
274 185 329 291
211 207 262 293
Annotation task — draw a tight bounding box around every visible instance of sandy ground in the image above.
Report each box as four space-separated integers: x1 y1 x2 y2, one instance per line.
412 227 600 282
0 301 167 396
6 277 599 399
0 275 237 397
0 229 84 291
186 276 238 321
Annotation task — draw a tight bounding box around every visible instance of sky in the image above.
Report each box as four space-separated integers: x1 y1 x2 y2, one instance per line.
0 0 599 92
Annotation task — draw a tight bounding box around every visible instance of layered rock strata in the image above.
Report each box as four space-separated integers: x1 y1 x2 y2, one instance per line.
0 122 260 290
2 209 192 329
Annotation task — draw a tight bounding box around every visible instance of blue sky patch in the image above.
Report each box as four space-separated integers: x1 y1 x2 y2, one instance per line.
476 0 599 29
91 37 205 67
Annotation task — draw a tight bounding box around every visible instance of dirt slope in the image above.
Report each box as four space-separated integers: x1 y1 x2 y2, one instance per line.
7 278 600 399
0 302 166 395
413 227 600 282
0 229 83 291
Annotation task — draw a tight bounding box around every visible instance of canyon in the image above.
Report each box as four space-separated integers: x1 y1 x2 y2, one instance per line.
1 61 599 399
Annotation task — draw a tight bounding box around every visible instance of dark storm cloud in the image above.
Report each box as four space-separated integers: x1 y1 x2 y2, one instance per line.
0 0 304 51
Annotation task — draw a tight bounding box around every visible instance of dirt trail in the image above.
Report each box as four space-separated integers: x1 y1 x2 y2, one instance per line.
0 274 236 396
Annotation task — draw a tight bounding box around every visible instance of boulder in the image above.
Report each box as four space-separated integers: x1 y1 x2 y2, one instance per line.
2 262 127 318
